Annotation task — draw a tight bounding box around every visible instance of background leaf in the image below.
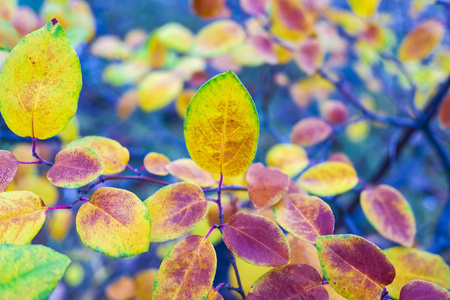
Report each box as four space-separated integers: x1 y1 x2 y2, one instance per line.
291 117 333 147
399 280 450 300
184 71 259 176
265 143 309 177
0 20 82 139
143 152 170 176
361 185 416 246
165 158 216 187
298 162 358 196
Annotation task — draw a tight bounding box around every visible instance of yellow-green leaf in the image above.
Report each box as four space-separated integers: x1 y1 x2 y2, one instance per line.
348 0 381 18
184 71 259 176
0 244 71 299
0 20 82 139
155 22 193 53
76 187 151 257
0 191 47 244
67 136 130 174
298 162 359 196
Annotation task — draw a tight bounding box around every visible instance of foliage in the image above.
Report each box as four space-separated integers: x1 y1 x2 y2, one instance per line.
0 0 449 299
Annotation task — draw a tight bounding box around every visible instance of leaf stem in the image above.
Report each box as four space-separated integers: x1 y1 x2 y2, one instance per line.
31 137 54 166
17 160 41 164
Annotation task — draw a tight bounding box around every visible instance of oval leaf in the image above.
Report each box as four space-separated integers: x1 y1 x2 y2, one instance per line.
398 19 444 62
67 136 130 174
0 150 18 192
76 187 151 257
191 0 225 18
287 234 323 276
165 158 216 187
294 37 323 75
222 212 290 267
193 20 245 58
361 185 416 246
274 194 335 244
137 71 183 112
144 152 170 176
247 264 327 299
399 280 450 300
246 162 289 210
155 22 193 53
144 182 208 242
316 234 396 300
0 20 82 139
291 117 333 147
265 143 309 177
0 244 70 299
298 162 359 196
384 247 450 299
153 235 216 299
184 71 259 176
47 147 105 188
0 191 47 244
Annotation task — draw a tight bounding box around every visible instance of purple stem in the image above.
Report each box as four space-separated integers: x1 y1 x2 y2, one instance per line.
31 138 54 166
17 160 41 164
205 197 217 203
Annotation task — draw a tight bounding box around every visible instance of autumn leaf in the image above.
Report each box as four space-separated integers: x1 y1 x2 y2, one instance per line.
76 187 151 257
0 150 18 192
222 212 290 267
317 234 396 300
144 182 207 242
153 235 216 299
47 147 105 188
184 71 259 176
0 20 82 139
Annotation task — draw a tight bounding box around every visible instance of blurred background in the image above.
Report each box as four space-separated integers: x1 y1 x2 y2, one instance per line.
0 0 449 299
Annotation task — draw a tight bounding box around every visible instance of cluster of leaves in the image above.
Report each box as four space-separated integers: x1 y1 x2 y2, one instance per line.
0 0 449 300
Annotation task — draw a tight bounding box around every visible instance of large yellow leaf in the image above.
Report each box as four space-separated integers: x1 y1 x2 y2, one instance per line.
184 71 259 176
0 20 82 139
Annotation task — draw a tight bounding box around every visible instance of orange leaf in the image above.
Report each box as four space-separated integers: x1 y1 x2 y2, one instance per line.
117 89 138 120
222 212 290 267
135 269 157 300
274 194 335 243
246 163 289 210
153 235 216 299
317 234 396 300
0 150 18 192
291 117 333 146
191 0 225 18
165 158 215 187
76 187 151 257
438 92 450 129
143 152 170 176
321 100 349 125
47 147 104 188
105 276 136 300
361 185 416 246
287 234 323 276
398 19 444 62
0 191 47 244
144 182 207 242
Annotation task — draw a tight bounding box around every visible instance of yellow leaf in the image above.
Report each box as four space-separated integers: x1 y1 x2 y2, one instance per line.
155 22 193 53
348 0 381 18
137 71 183 112
298 162 359 196
184 71 259 176
398 19 445 62
193 20 245 58
0 20 82 139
